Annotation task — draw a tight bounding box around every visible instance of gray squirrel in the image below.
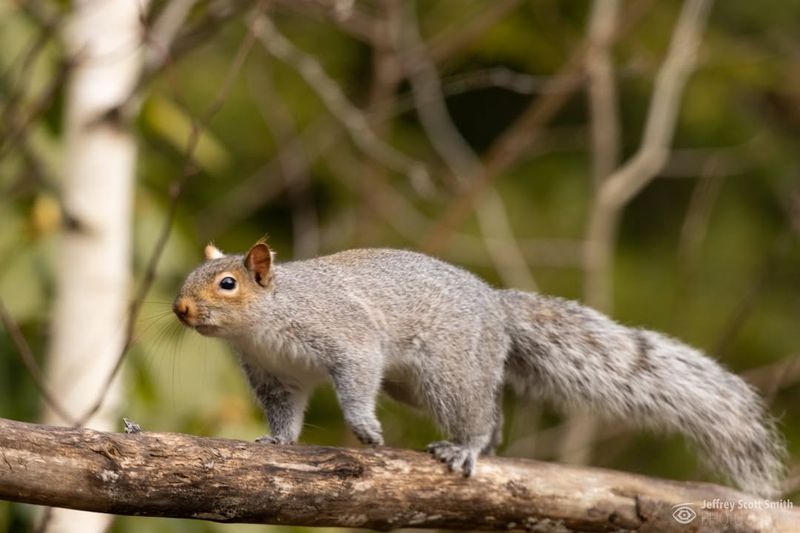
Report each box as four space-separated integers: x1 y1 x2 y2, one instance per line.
173 240 786 497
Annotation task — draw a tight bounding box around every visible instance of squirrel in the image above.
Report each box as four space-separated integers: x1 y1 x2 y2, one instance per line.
173 240 786 497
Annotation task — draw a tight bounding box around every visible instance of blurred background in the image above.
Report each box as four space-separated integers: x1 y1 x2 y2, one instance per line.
0 0 798 531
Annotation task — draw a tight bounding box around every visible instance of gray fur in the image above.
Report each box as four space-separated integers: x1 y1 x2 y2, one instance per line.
174 246 785 496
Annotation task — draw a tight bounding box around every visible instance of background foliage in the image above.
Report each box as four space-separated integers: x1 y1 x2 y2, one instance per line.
1 0 798 531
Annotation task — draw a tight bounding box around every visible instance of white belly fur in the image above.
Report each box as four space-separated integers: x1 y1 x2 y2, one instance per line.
231 328 327 388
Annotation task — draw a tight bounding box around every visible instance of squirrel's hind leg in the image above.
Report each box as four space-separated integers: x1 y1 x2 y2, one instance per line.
426 406 500 474
418 337 505 476
481 394 505 456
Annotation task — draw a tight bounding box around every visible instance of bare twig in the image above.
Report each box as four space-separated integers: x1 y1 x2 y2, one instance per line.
470 192 538 289
421 54 584 255
583 0 714 313
421 0 656 254
0 0 63 135
390 0 535 289
0 60 72 161
743 353 800 407
196 117 335 239
559 0 623 468
352 0 402 245
322 140 585 268
196 67 582 241
437 66 585 97
148 0 240 71
254 15 432 194
672 155 726 330
562 0 711 464
271 0 380 46
712 234 792 361
357 67 584 132
249 65 320 258
782 470 800 499
426 0 523 64
275 0 524 67
661 146 747 178
585 0 621 187
143 0 200 73
0 300 76 424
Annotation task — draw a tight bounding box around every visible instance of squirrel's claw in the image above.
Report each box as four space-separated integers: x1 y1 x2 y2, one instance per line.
427 441 477 477
255 434 293 445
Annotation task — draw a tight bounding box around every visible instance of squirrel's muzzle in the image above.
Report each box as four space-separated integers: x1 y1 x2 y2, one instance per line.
173 296 196 326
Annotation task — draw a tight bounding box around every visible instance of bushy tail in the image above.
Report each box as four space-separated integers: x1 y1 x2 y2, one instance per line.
500 289 786 497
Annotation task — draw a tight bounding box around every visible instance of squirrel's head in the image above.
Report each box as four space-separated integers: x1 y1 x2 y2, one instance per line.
173 240 275 337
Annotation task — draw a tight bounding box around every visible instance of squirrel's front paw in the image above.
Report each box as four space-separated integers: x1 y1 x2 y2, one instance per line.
427 441 477 477
255 434 293 445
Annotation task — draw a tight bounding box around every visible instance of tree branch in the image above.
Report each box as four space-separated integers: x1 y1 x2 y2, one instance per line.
0 417 796 531
389 0 536 290
584 0 713 314
421 0 656 255
0 300 75 424
558 0 622 468
586 0 621 188
254 15 432 193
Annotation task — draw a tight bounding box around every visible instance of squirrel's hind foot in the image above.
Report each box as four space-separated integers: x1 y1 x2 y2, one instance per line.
255 434 294 445
426 441 478 477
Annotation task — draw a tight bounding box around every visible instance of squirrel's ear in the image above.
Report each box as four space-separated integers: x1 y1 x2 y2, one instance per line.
204 243 225 261
244 242 273 287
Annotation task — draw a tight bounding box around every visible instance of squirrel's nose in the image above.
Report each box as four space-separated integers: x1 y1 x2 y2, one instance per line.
173 297 195 323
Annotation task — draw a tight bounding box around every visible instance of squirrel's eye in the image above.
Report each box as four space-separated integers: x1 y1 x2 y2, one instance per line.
219 276 237 290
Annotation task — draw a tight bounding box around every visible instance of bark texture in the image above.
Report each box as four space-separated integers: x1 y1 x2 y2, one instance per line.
0 417 796 531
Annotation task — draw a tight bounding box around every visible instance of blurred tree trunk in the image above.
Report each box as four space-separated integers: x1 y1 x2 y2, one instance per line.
42 0 147 531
